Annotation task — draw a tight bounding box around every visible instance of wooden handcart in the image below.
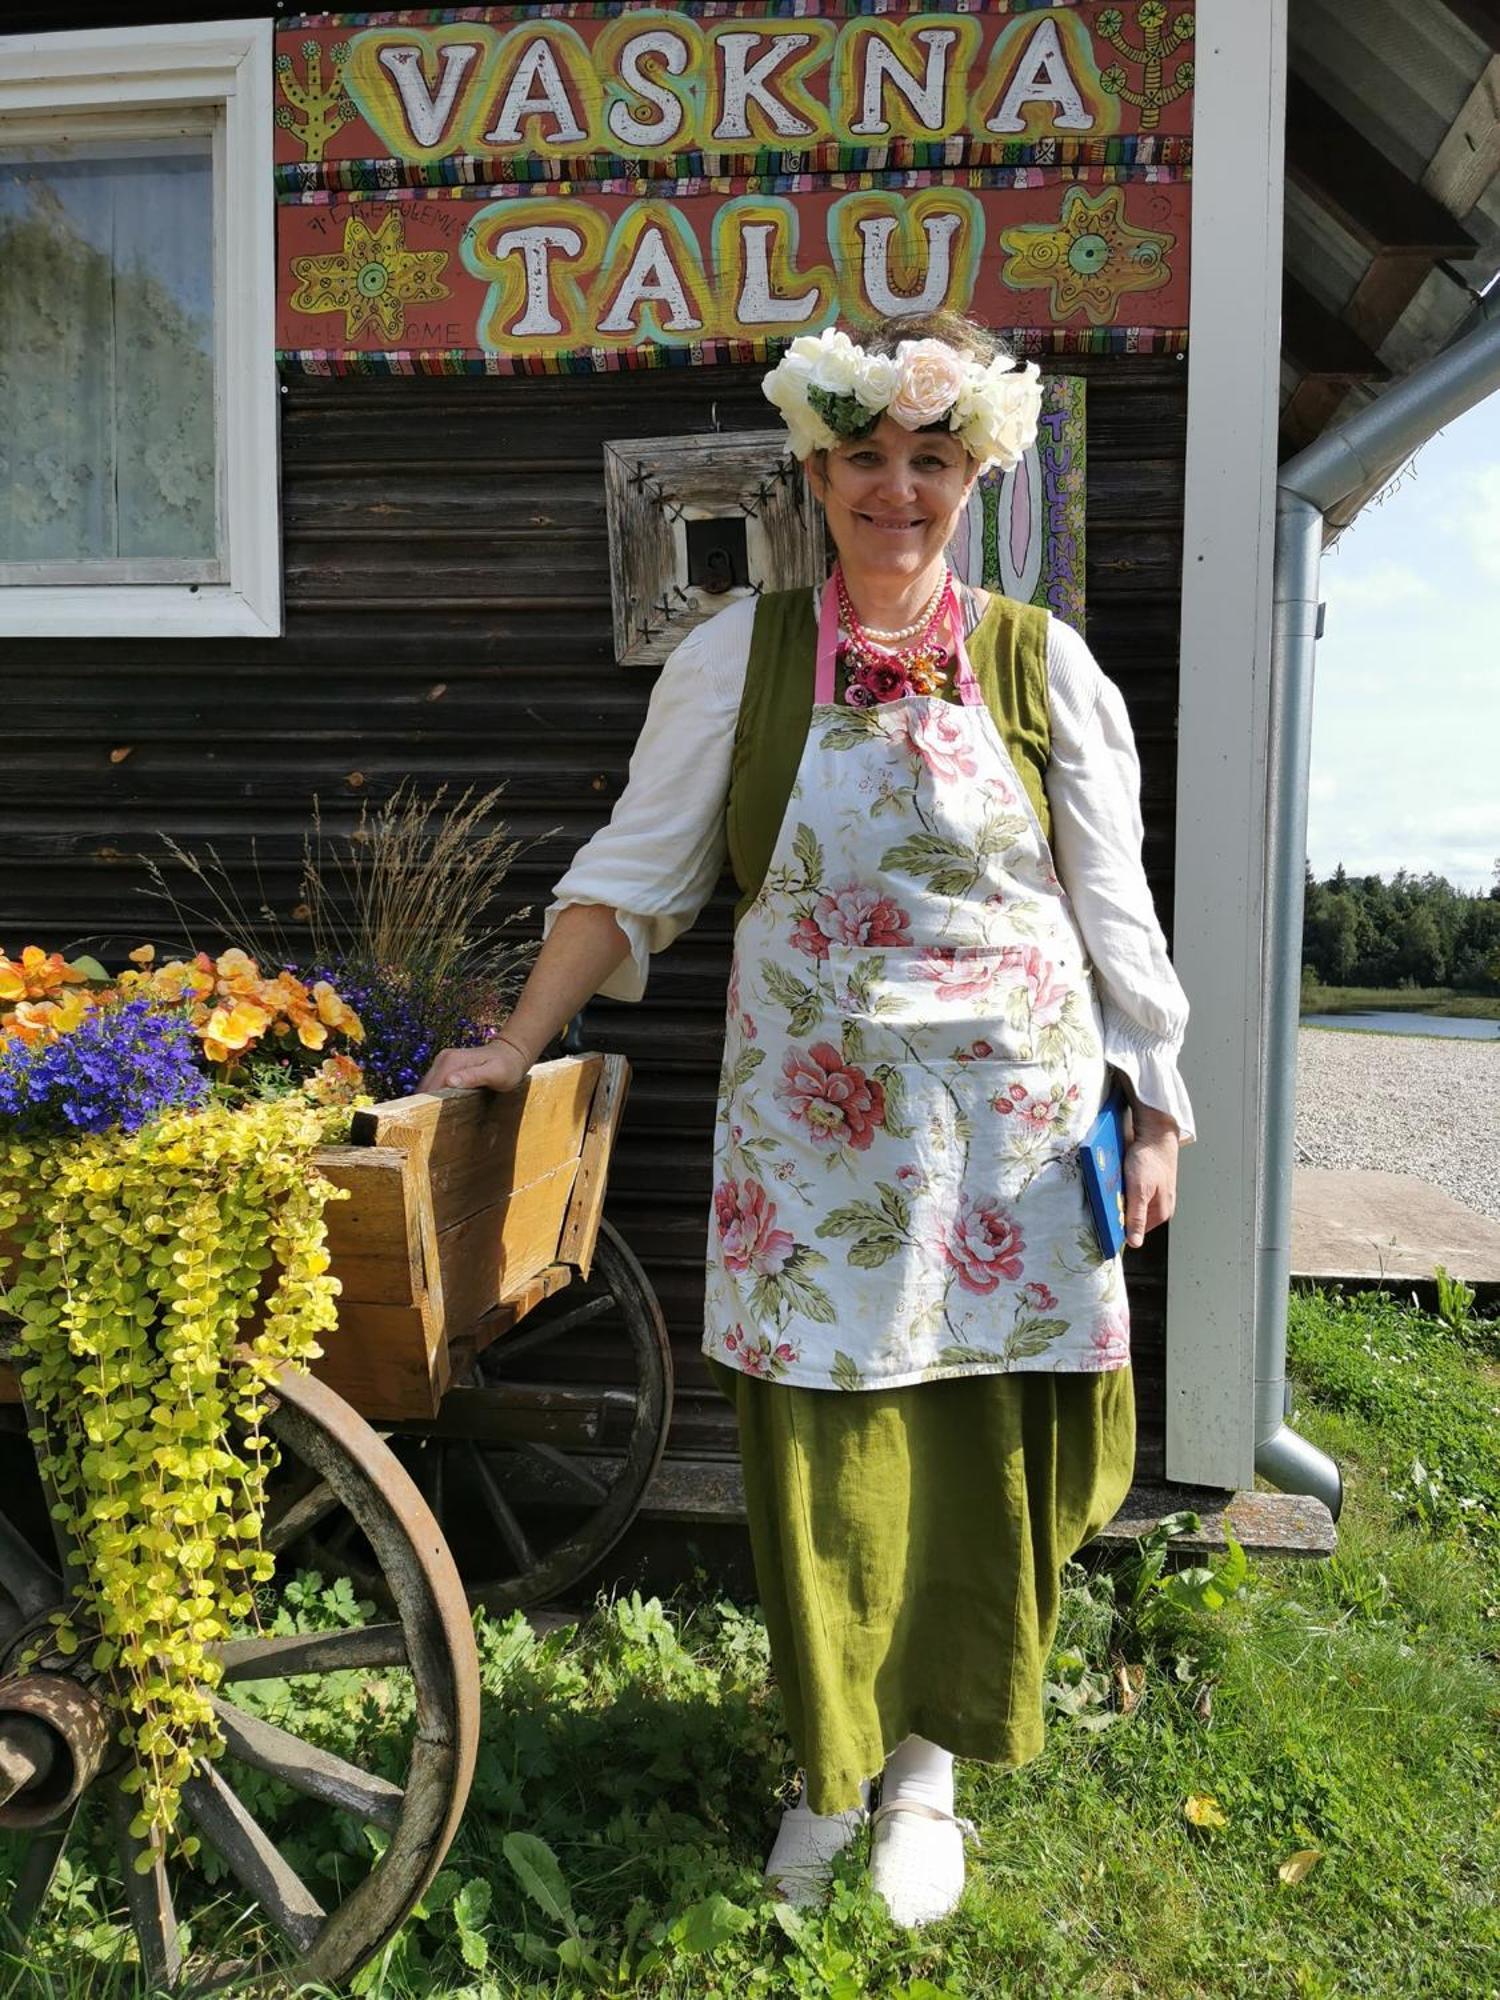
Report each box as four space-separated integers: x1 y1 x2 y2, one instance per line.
0 1053 672 1992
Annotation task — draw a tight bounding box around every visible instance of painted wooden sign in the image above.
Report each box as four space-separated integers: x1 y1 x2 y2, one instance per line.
276 2 1193 371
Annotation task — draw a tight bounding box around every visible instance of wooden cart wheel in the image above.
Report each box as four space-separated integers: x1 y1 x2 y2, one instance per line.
306 1220 674 1615
0 1366 479 1996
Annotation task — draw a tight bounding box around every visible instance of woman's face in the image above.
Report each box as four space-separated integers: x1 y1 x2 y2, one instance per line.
808 415 978 581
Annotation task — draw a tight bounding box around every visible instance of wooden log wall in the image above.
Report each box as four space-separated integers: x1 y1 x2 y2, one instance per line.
0 358 1188 1488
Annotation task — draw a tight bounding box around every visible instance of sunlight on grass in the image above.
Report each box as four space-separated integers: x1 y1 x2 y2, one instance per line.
3 1292 1498 1999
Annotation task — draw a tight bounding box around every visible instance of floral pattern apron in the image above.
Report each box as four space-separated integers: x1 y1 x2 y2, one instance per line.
704 579 1127 1390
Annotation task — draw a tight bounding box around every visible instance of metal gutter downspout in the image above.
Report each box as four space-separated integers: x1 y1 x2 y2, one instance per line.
1257 308 1500 1514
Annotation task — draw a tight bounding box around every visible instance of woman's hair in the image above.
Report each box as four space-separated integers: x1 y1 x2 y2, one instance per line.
859 309 1012 370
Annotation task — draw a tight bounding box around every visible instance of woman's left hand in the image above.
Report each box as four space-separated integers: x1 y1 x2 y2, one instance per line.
1123 1104 1180 1249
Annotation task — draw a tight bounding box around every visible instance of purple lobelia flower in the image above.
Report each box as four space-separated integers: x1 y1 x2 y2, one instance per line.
0 999 208 1138
291 962 498 1102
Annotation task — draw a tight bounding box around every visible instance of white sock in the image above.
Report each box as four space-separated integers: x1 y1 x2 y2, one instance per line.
880 1734 955 1817
790 1772 873 1815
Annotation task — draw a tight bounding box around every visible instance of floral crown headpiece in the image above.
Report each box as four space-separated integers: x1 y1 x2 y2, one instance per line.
762 327 1042 475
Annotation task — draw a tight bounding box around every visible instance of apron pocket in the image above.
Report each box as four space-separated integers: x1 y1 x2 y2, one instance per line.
824 942 1058 1070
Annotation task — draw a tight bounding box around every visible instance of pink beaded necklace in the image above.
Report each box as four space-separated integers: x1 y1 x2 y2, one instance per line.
835 565 956 706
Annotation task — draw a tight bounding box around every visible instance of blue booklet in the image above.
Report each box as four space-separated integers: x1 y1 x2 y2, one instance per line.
1079 1084 1129 1260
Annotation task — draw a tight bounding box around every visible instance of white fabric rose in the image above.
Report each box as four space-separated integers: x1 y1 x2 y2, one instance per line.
953 360 1042 471
851 352 899 411
807 328 866 398
762 358 838 458
887 339 968 428
785 332 831 369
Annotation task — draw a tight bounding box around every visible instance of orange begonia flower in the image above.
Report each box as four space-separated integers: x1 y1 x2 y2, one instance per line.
312 980 365 1043
200 1000 272 1063
306 1052 366 1105
0 946 88 1003
4 988 95 1045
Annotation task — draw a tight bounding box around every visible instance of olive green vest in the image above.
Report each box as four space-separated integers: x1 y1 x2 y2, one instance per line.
725 587 1052 920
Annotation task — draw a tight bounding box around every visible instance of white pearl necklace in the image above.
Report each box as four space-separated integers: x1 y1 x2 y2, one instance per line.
857 568 950 645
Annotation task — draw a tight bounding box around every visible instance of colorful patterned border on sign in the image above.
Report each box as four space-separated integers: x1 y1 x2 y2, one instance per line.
276 2 1194 369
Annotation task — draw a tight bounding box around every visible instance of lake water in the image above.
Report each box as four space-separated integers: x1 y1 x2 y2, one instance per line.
1302 1011 1500 1041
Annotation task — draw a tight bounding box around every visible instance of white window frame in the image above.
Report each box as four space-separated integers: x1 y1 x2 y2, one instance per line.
0 19 280 637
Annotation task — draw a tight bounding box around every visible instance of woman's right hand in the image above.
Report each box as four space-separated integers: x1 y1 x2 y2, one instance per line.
416 903 632 1097
419 1038 531 1094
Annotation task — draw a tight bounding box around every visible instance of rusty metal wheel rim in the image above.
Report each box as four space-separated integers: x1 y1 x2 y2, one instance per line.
1 1367 479 1995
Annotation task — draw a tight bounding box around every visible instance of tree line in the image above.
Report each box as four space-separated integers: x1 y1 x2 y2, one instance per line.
1302 865 1500 991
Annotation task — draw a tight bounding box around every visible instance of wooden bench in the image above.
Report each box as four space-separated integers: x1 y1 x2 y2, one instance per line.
616 1457 1338 1558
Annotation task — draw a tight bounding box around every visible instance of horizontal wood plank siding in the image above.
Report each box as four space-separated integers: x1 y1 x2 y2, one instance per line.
0 358 1187 1479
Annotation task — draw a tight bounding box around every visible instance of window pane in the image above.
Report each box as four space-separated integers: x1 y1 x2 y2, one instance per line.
0 135 217 566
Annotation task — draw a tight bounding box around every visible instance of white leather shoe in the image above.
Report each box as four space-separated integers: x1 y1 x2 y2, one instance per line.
868 1798 979 1928
763 1798 869 1907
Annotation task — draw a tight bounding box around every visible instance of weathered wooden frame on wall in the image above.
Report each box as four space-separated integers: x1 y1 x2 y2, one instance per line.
602 431 824 667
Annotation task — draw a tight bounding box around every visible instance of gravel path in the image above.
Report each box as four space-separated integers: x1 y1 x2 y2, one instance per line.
1296 1025 1500 1222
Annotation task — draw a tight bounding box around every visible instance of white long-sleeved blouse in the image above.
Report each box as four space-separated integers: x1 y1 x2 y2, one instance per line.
547 593 1196 1140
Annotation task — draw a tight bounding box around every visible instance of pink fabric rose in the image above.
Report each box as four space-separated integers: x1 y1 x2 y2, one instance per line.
790 916 832 962
775 1041 887 1150
888 339 967 429
942 1194 1025 1295
918 946 1006 1006
1012 944 1070 1029
723 1325 798 1377
1023 1282 1058 1311
714 1178 796 1276
1080 1311 1130 1371
901 703 979 782
792 883 913 964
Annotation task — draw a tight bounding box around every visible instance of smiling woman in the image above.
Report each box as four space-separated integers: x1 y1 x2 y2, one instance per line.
420 307 1194 1931
803 316 1012 629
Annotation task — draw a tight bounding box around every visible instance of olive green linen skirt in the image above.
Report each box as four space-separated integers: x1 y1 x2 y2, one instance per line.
707 1359 1136 1814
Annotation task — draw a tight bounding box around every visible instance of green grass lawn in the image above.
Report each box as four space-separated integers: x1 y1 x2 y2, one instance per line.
4 1290 1499 1999
1299 982 1500 1021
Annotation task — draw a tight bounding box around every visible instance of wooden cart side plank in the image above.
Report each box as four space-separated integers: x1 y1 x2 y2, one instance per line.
558 1055 632 1282
444 1265 576 1379
426 1062 600 1232
315 1147 423 1308
435 1162 582 1345
312 1301 448 1421
353 1060 602 1233
489 1263 573 1331
342 1105 448 1374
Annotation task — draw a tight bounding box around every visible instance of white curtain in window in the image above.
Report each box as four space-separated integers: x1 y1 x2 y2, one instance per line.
0 136 217 566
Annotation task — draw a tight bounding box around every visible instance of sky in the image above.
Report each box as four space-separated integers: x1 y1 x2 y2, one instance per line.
1307 387 1500 895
